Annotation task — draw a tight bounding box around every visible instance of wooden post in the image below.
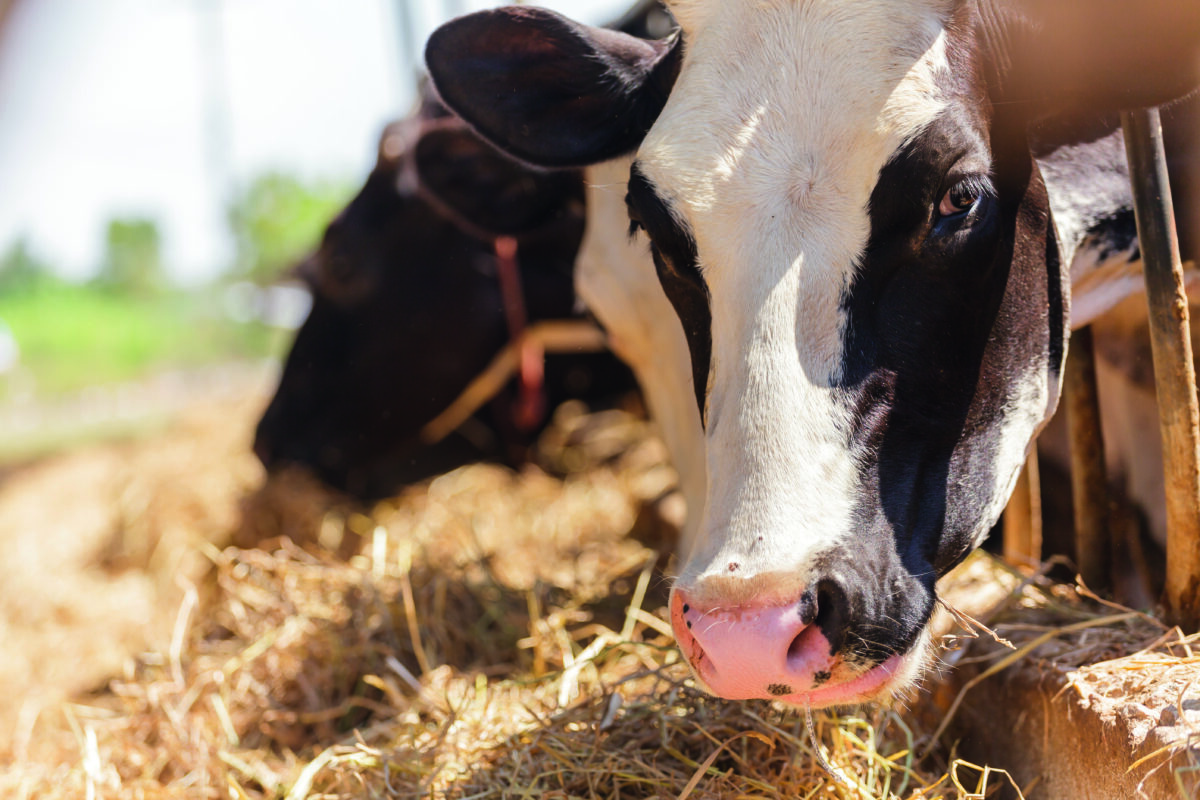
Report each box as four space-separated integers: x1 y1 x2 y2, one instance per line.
1003 449 1043 569
1064 325 1112 593
1121 108 1200 630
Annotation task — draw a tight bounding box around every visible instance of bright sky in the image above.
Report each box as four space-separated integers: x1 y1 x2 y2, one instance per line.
0 0 628 284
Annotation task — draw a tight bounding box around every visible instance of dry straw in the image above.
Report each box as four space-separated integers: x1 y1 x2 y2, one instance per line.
7 400 1193 798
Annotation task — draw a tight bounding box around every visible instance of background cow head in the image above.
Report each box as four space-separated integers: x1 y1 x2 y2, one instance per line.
253 109 602 499
427 0 1200 706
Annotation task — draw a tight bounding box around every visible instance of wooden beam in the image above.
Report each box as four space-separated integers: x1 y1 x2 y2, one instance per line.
1002 448 1042 569
1121 108 1200 630
1064 325 1111 593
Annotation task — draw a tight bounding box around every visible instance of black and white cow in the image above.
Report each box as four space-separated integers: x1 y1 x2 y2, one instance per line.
427 1 1200 707
253 4 678 501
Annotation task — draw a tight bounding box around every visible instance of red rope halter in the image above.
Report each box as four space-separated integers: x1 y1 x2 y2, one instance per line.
493 235 546 432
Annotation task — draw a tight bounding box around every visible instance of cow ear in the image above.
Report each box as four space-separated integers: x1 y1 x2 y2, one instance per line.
994 0 1200 115
415 125 582 235
425 7 681 168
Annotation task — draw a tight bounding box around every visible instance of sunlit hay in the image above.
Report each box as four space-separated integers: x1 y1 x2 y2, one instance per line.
927 553 1200 792
5 405 983 799
940 557 1178 678
35 541 963 800
0 393 272 769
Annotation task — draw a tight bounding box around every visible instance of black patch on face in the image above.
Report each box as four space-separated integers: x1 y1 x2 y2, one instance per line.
811 671 831 687
767 683 793 697
842 107 1008 566
822 88 1062 665
625 164 713 420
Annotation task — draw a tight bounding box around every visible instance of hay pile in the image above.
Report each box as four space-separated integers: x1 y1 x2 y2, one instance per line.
932 558 1200 797
0 400 1016 800
0 390 270 766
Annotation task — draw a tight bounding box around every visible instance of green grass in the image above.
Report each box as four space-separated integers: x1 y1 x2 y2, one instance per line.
0 284 292 398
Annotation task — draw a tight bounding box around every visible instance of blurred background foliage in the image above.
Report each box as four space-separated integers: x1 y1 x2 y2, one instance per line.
0 0 625 464
228 172 353 283
0 170 349 407
93 217 166 296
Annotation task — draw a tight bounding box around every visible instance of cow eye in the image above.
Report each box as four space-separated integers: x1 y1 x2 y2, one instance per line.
935 176 992 221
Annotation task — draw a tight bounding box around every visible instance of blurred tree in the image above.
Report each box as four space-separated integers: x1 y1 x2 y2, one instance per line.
0 237 55 294
94 217 165 295
226 172 350 283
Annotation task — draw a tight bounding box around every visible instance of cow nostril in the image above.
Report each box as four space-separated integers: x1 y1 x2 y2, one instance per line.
813 580 850 654
785 589 820 663
786 626 808 663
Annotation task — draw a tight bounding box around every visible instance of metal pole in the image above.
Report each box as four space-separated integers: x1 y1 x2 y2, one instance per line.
1064 325 1111 593
394 0 420 82
1003 448 1043 569
1121 107 1200 630
195 0 235 272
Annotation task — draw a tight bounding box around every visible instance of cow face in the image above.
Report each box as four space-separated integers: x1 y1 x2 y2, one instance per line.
427 0 1200 706
253 117 586 498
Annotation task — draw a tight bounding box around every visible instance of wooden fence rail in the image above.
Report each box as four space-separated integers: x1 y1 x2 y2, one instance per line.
1121 107 1200 630
1064 325 1111 594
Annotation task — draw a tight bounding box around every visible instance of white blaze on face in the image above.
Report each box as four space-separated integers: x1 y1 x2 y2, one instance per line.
641 0 954 603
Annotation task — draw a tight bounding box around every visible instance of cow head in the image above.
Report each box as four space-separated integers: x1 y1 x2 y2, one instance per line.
253 114 587 498
427 1 1200 706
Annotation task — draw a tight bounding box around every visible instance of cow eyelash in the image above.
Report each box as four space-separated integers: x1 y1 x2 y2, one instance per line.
936 175 994 220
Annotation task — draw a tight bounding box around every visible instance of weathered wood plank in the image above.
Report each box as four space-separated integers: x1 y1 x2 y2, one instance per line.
1064 325 1111 593
1002 449 1042 569
1121 108 1200 630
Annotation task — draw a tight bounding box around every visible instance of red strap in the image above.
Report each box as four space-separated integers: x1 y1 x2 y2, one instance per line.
494 236 546 432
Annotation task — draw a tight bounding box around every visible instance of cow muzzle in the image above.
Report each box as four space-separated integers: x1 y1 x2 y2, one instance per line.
669 579 923 707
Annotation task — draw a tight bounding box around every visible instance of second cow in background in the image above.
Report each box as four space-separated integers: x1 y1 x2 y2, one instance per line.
253 101 636 499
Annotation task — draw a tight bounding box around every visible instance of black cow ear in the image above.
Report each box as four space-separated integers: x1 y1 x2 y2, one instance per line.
993 0 1200 116
415 125 582 235
425 7 681 168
